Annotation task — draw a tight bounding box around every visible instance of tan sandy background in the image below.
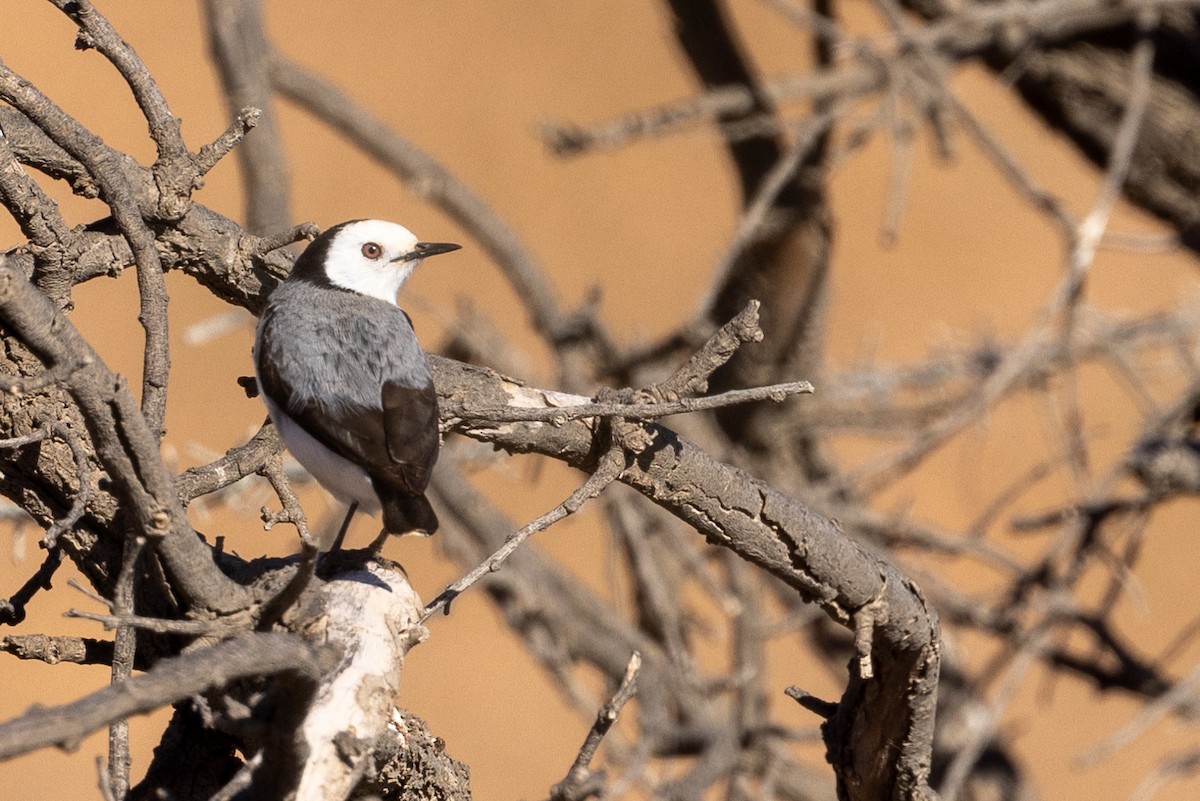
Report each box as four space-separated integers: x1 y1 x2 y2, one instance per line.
1 2 1198 799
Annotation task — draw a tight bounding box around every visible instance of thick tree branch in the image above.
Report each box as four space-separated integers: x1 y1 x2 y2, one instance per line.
0 632 328 760
294 561 426 801
0 256 250 614
429 356 941 800
0 106 292 308
0 58 172 434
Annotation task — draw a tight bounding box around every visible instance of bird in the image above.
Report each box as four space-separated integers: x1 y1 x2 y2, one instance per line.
253 219 460 550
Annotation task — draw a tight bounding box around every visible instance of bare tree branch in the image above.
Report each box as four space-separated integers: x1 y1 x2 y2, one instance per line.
429 356 941 799
0 52 172 434
202 0 292 233
550 652 642 801
0 632 328 760
423 442 626 621
0 256 250 614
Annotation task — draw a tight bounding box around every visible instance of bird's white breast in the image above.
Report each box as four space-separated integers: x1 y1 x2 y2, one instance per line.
261 389 381 531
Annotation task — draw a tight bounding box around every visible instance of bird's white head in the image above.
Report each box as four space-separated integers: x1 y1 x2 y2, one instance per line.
302 219 461 304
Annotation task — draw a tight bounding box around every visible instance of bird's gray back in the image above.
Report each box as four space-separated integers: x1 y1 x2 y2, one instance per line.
256 280 431 415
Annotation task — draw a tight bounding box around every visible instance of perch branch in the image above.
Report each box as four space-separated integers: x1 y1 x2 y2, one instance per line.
294 561 426 801
65 608 239 638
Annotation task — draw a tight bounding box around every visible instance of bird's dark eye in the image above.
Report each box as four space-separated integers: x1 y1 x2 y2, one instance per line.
361 242 383 260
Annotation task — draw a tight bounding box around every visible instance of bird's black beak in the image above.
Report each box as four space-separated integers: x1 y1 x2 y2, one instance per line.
400 241 462 262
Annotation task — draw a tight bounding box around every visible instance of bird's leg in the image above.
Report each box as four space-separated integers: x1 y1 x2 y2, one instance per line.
366 527 390 554
328 501 358 554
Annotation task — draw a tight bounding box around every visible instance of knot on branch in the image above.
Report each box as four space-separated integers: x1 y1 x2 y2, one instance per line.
147 507 172 538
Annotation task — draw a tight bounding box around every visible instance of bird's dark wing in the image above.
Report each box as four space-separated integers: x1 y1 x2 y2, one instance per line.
380 379 440 493
257 342 439 498
374 380 440 535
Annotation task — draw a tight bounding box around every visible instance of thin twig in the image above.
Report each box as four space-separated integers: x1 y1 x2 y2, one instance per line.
692 109 840 323
1064 19 1158 291
456 380 814 427
66 608 240 638
107 535 144 801
67 578 113 610
194 105 262 176
946 90 1074 236
550 651 643 801
0 428 49 449
422 445 626 622
0 548 63 626
1051 21 1158 489
879 91 915 246
939 626 1051 801
1079 661 1200 767
1129 750 1200 801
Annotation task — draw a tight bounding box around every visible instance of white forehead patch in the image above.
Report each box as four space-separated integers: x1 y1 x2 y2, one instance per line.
323 219 422 304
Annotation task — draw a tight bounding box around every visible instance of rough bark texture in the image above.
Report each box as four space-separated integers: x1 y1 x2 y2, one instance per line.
431 360 942 798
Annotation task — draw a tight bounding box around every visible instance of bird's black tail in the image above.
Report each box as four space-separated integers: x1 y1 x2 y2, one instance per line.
378 490 439 537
